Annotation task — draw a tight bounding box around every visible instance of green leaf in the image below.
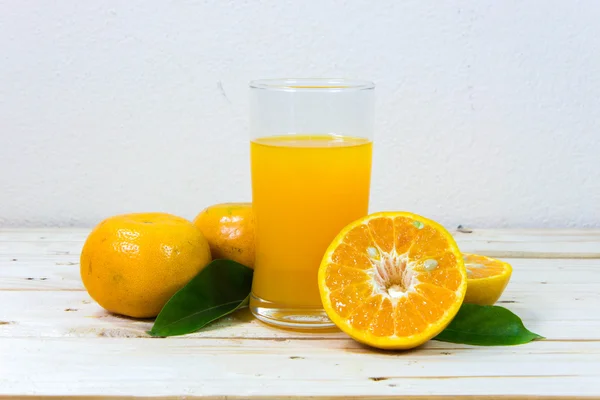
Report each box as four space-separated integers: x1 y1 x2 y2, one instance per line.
148 259 253 337
434 303 543 346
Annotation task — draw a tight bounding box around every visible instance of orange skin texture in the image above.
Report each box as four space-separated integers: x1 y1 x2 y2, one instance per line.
80 212 212 318
193 203 255 269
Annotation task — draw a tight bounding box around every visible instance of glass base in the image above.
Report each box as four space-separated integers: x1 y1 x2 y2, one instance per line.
250 293 335 329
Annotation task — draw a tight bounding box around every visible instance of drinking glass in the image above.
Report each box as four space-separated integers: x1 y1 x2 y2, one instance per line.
249 78 375 329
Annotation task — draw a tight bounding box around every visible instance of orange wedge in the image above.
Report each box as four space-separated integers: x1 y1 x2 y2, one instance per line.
463 253 513 305
318 211 467 350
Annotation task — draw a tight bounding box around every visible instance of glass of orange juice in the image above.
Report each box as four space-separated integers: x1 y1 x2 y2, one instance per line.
249 78 375 329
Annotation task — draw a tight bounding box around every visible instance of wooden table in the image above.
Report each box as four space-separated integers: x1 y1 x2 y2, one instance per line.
1 228 599 399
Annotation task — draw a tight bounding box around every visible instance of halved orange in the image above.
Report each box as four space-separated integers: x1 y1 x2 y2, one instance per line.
318 211 467 350
463 253 513 305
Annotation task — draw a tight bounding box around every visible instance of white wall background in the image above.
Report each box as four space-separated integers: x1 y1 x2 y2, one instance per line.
1 1 599 228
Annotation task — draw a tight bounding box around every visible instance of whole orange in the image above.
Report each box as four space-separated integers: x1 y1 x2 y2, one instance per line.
193 203 255 269
80 212 212 318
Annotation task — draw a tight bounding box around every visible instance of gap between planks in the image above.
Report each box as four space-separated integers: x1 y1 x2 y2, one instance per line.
1 396 598 400
2 229 600 259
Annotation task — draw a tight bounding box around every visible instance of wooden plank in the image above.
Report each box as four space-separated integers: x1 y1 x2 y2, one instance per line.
1 257 599 290
2 228 599 241
0 337 598 397
2 397 599 400
454 229 600 258
1 396 600 400
2 228 600 258
1 229 599 398
0 262 83 290
454 228 600 238
0 291 598 340
0 228 90 241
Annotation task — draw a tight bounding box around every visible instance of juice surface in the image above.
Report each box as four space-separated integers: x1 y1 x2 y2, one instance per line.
250 134 372 308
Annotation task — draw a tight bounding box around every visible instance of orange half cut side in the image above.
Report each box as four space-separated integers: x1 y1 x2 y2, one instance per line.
318 211 467 350
463 253 513 305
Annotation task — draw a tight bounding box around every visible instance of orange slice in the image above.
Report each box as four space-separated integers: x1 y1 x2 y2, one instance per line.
463 253 513 305
318 211 467 350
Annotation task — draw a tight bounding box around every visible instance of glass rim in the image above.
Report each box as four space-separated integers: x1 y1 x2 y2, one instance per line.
249 78 375 92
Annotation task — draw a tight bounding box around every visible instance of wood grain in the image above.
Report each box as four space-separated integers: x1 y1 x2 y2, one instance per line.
0 228 599 398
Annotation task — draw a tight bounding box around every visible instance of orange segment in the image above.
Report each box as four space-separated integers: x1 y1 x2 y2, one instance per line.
331 244 372 270
319 211 467 350
324 264 369 291
409 224 449 261
370 298 395 337
393 296 428 337
343 224 373 254
367 217 395 253
408 292 445 324
414 283 457 311
393 217 419 254
463 253 513 305
348 295 383 330
416 263 463 291
328 283 372 318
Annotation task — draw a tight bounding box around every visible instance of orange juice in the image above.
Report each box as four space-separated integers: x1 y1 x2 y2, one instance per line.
250 134 372 309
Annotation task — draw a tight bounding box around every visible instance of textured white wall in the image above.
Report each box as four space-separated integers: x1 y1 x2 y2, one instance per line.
1 1 599 228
